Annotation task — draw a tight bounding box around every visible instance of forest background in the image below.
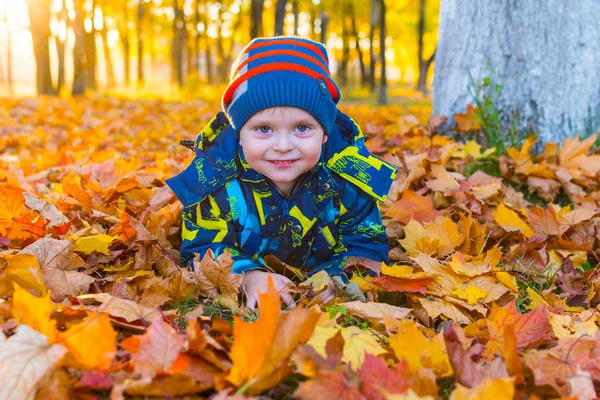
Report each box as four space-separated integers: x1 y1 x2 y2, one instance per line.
0 0 438 102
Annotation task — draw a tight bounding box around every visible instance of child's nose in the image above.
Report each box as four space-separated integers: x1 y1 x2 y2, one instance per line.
273 133 293 152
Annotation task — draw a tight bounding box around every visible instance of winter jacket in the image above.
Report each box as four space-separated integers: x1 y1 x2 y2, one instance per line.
166 109 397 280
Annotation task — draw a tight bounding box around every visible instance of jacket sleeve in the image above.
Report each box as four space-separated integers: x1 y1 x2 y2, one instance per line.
320 182 389 280
180 193 265 274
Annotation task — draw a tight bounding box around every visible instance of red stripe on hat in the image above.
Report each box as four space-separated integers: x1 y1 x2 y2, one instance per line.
223 63 339 107
232 49 330 80
245 39 328 64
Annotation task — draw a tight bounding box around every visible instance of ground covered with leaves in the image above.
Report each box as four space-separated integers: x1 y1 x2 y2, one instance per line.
1 96 600 399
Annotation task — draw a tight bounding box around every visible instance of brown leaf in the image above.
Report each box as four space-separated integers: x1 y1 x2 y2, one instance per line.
193 248 243 302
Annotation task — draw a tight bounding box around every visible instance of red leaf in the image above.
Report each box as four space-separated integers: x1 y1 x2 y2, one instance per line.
357 354 410 400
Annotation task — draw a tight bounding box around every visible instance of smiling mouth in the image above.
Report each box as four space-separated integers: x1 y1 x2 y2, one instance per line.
268 160 298 167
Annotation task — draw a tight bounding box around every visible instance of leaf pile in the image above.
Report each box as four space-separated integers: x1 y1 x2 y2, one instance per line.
2 97 600 399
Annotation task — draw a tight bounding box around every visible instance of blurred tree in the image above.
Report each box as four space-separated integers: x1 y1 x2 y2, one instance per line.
53 0 68 93
339 0 350 87
172 0 186 87
319 4 328 44
1 6 13 95
72 0 87 94
137 0 145 84
85 0 98 90
292 0 298 35
349 0 366 87
368 0 377 92
118 2 131 86
25 0 54 94
415 0 435 95
274 0 287 36
202 0 213 82
99 5 115 88
377 0 386 105
250 0 264 39
433 0 600 144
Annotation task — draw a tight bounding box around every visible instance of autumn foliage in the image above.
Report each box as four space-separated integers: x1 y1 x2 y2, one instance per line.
2 97 600 399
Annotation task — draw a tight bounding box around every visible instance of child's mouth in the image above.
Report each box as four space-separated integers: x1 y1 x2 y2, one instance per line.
268 160 297 167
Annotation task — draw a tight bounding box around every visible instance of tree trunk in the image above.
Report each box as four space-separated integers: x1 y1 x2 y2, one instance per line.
274 0 287 36
250 0 264 39
194 0 201 77
202 1 213 83
339 1 350 87
120 3 130 86
72 0 86 95
319 10 328 44
292 0 299 36
416 0 435 95
368 0 377 92
309 6 317 41
215 2 225 83
433 0 600 144
377 0 387 105
350 1 367 87
137 0 144 84
172 0 185 87
54 0 67 93
85 0 97 90
101 13 115 89
224 4 243 82
25 0 54 95
1 7 13 95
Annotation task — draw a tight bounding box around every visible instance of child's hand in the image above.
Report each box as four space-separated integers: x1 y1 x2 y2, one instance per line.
242 270 297 311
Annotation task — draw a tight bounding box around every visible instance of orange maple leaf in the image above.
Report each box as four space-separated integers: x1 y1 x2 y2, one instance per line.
454 104 481 132
483 301 553 359
385 190 442 225
226 277 321 394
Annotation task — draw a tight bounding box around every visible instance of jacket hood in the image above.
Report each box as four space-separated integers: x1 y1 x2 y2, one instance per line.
166 110 397 207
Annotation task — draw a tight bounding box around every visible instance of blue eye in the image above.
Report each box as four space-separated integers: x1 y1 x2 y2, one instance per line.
296 125 309 133
258 126 271 133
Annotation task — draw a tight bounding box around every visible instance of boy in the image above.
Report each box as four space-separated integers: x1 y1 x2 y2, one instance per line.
166 36 397 309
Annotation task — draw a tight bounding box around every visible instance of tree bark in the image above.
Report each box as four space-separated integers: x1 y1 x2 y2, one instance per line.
292 0 299 36
368 0 377 92
416 0 435 95
193 0 201 77
350 1 367 87
120 3 131 86
54 0 68 93
1 7 13 95
137 0 144 84
100 13 115 89
172 0 185 87
202 0 213 83
319 10 328 44
339 1 350 87
377 0 387 105
250 0 264 39
25 0 54 95
72 0 86 95
433 0 600 144
274 0 287 36
85 0 97 90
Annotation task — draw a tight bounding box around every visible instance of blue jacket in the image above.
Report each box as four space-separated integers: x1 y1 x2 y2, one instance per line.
166 110 397 279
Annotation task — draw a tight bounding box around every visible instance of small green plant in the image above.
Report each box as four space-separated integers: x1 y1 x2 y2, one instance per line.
324 304 369 329
466 72 531 156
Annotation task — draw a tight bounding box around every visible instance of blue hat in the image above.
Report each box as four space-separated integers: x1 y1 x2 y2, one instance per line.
222 36 341 134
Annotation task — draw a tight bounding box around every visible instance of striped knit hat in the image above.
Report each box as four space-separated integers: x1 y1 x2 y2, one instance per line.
222 36 341 134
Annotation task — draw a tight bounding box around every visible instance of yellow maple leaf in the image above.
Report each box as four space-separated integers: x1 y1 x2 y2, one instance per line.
493 203 534 238
0 254 46 297
12 283 57 342
450 377 515 400
453 286 487 305
306 325 387 369
388 319 452 377
73 234 116 255
58 312 116 370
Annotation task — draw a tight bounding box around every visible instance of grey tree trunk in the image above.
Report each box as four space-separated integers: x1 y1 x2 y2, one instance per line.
377 0 387 105
137 0 145 84
274 0 288 36
72 0 86 95
433 0 600 144
250 0 264 39
25 0 55 95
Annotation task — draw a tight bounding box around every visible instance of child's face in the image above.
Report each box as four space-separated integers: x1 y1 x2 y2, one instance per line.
239 107 327 197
